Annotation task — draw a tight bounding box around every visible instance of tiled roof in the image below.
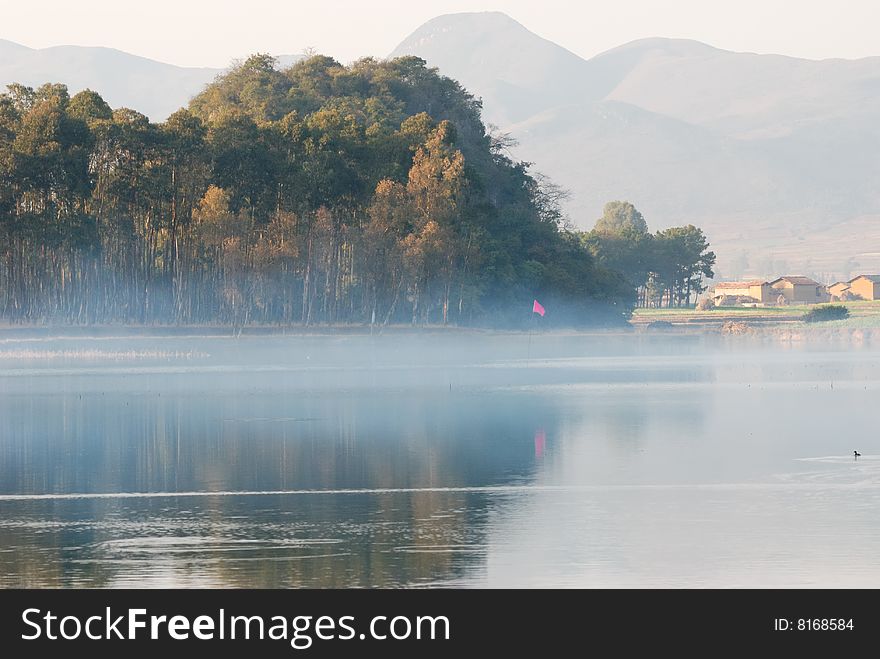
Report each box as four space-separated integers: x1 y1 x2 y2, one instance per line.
714 280 765 289
849 274 880 283
769 276 821 286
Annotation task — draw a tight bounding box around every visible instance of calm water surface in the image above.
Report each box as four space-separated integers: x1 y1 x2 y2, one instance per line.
0 331 878 587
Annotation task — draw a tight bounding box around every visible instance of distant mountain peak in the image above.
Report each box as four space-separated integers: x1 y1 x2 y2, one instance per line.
0 38 33 54
392 11 577 60
597 37 722 58
406 11 529 30
392 11 591 125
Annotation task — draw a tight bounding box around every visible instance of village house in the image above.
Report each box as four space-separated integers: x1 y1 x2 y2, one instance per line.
848 275 880 300
768 276 829 304
828 281 851 300
712 276 832 306
710 273 880 307
712 281 774 305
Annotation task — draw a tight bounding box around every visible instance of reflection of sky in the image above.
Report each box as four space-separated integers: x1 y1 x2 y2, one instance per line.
2 333 880 587
466 479 880 588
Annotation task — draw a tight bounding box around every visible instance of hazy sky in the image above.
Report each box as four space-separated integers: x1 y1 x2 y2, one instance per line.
3 0 878 67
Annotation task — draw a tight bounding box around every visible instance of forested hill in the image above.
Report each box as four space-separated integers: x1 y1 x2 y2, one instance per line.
0 54 632 327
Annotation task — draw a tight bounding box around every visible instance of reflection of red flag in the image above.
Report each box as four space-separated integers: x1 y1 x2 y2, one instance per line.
534 429 546 458
532 299 545 316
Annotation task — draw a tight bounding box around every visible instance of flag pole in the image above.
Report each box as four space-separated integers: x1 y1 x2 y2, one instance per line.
528 299 545 366
527 317 532 365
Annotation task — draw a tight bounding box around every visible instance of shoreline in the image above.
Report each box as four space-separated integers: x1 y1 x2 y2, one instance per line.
0 323 639 339
4 300 880 341
0 322 876 344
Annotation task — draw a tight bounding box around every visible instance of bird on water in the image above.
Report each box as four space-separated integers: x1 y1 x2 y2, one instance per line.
854 450 861 459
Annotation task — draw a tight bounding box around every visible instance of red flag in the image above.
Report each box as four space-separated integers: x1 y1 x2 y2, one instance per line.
532 299 545 316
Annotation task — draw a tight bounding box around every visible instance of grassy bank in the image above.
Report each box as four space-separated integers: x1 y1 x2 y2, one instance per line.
631 300 880 329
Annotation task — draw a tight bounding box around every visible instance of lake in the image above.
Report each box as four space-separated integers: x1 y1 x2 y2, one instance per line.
1 329 878 587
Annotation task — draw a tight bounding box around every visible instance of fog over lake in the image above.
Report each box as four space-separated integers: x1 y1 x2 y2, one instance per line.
1 330 878 587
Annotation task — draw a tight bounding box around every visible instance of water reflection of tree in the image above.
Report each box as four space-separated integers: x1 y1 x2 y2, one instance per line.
0 389 564 587
0 492 496 587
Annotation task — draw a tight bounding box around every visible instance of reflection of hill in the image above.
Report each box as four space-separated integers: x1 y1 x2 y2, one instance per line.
0 390 562 495
4 334 879 587
0 332 765 588
0 383 565 587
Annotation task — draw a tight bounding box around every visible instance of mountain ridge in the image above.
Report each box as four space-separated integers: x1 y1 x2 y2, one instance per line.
3 12 880 277
0 39 222 120
0 39 306 121
392 12 880 278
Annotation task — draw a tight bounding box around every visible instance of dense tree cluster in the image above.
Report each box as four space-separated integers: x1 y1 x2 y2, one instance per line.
0 55 631 327
582 201 716 307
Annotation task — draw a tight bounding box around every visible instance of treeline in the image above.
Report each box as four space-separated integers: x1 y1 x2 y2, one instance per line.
0 54 632 327
581 202 715 307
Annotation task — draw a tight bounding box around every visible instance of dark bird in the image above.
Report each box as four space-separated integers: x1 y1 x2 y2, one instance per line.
854 451 861 459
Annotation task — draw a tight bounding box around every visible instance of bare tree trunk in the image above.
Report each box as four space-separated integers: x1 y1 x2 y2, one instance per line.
302 229 312 325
